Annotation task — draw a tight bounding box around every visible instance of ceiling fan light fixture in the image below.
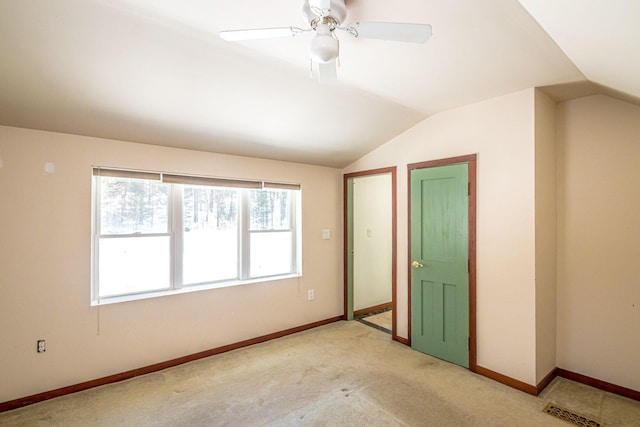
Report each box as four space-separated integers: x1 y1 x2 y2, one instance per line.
309 33 339 63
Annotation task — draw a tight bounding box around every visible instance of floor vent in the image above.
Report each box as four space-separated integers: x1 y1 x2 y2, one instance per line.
543 403 604 427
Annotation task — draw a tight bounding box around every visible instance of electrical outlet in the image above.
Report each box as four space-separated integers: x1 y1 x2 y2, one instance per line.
308 289 314 301
37 339 46 353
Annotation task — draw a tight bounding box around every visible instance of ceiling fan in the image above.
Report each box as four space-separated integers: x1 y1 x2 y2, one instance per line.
219 0 432 83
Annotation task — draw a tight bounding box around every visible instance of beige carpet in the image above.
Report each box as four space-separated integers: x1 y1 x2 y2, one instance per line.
2 321 639 426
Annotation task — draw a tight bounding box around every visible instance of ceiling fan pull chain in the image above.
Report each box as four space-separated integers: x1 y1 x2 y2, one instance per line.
309 59 314 78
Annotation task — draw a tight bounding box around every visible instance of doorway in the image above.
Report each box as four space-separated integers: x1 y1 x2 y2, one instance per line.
344 167 397 339
408 155 477 370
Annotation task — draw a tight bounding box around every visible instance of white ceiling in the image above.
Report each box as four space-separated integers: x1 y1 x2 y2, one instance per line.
519 0 640 99
0 0 637 167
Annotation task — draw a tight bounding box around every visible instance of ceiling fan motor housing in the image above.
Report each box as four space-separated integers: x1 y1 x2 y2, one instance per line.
302 0 347 26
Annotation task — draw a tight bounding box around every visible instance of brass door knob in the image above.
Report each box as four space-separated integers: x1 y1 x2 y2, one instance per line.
412 261 424 268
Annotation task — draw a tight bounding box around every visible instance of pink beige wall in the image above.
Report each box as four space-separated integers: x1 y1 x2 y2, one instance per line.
556 95 640 391
3 91 637 404
344 89 640 391
0 126 343 403
345 89 540 385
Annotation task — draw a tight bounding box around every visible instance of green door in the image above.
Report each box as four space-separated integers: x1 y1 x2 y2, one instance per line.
410 163 469 368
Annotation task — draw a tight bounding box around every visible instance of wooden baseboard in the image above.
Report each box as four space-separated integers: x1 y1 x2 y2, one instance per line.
393 335 410 346
353 302 392 317
0 316 343 413
536 367 558 394
475 365 640 402
475 366 557 396
557 368 640 402
475 365 538 395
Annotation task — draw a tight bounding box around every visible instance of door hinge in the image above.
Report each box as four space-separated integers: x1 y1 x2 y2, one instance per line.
468 337 470 350
468 182 470 196
467 259 470 273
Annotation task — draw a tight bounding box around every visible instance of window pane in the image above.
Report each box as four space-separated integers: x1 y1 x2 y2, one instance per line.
100 177 168 234
250 231 292 277
182 186 238 284
249 189 290 231
98 236 170 297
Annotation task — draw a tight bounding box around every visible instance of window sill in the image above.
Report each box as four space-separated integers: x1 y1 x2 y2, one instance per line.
91 273 301 306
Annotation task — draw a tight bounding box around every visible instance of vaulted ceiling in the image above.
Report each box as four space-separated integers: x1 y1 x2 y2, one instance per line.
0 1 638 167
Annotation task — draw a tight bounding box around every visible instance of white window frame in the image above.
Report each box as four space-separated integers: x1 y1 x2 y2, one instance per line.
91 167 302 305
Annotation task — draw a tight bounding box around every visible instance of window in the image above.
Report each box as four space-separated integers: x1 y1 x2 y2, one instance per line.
182 185 239 285
249 189 294 278
92 168 301 304
95 172 171 298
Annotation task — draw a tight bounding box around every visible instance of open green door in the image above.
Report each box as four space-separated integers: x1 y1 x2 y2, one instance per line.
410 163 469 368
346 177 354 320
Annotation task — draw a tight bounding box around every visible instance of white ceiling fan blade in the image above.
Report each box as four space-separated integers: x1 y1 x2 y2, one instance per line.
318 60 337 84
345 22 432 43
220 27 305 41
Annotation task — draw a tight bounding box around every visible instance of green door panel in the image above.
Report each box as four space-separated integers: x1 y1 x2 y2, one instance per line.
346 178 354 320
410 163 469 368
